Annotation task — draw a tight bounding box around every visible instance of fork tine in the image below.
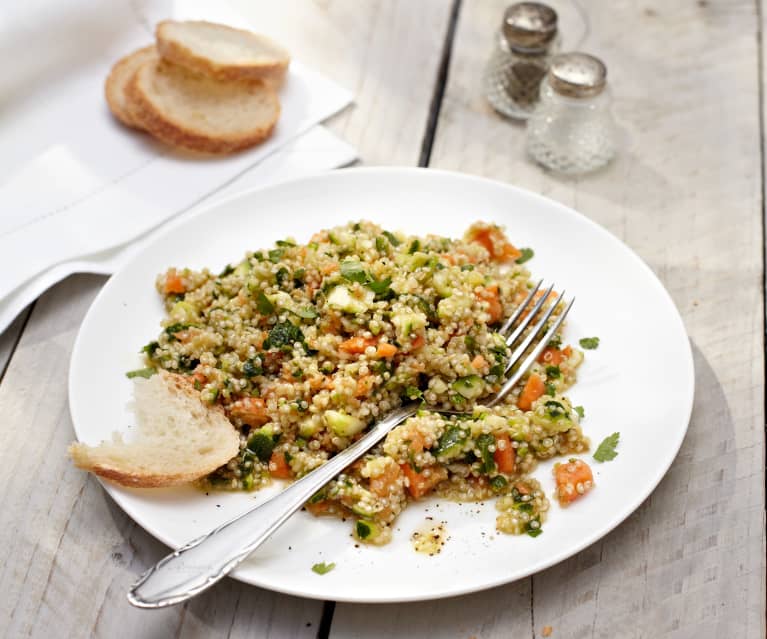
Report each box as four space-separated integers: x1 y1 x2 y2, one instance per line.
503 289 566 375
502 282 554 348
498 279 543 337
488 296 574 407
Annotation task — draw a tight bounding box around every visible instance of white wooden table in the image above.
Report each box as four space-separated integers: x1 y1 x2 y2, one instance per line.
1 1 765 637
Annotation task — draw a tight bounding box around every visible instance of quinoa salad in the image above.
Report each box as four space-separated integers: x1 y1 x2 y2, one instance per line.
139 221 594 545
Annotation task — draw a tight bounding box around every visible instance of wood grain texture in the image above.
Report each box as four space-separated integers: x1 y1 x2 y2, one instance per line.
0 275 323 639
231 0 455 165
331 0 766 637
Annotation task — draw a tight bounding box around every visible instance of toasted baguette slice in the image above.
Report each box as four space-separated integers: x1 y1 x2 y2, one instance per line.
126 60 280 154
156 20 290 87
69 371 240 488
105 45 159 129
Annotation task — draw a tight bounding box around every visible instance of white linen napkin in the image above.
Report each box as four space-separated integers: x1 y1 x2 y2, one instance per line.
0 125 357 335
0 0 352 305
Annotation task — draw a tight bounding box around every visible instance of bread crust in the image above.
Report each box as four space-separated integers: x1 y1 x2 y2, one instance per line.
104 45 157 129
126 61 280 154
156 20 289 87
69 372 239 488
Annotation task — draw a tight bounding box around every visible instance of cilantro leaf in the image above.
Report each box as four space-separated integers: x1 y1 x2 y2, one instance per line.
579 336 600 350
268 248 285 263
311 561 336 575
574 405 585 419
593 432 620 462
516 248 534 264
383 230 401 246
545 365 561 379
545 382 556 396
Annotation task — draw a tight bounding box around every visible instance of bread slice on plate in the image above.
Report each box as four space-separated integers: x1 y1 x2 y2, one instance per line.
126 60 280 154
69 371 240 488
104 45 159 129
156 20 290 87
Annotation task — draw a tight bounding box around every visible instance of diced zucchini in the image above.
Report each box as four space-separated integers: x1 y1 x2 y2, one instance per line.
354 519 381 542
234 260 251 277
432 269 453 298
391 311 427 343
324 410 365 437
170 300 198 323
434 425 468 460
394 251 430 270
299 417 322 438
327 285 374 314
437 292 472 320
452 375 485 400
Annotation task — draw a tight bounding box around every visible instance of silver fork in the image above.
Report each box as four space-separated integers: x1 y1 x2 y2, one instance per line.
128 283 574 608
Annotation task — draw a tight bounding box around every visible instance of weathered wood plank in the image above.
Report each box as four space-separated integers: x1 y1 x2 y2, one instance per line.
0 275 324 639
236 0 455 165
332 0 766 637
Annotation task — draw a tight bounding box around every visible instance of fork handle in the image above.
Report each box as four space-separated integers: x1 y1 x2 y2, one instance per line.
127 403 417 608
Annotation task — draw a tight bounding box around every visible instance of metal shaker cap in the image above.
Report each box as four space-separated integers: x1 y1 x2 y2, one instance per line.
502 3 558 51
547 53 607 98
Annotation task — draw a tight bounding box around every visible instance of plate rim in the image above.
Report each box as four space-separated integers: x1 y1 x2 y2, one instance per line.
68 166 695 603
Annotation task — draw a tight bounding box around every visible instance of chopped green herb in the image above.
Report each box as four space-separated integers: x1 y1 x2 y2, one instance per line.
311 561 336 575
142 340 159 356
267 248 284 263
574 405 585 419
375 236 387 252
405 386 423 400
527 528 543 538
219 264 235 277
464 335 477 355
579 336 600 350
340 260 368 284
593 432 620 462
293 268 306 285
547 334 562 349
164 322 189 336
545 382 556 396
408 239 420 254
545 365 561 379
544 400 568 419
516 248 534 264
275 267 290 287
126 367 156 379
460 264 475 271
490 475 508 491
246 433 274 462
383 230 401 246
275 239 296 247
256 291 274 315
475 433 497 474
243 357 263 378
263 321 304 350
367 276 393 298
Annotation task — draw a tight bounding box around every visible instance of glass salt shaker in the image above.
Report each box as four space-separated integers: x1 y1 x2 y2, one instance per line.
483 2 559 120
526 52 617 174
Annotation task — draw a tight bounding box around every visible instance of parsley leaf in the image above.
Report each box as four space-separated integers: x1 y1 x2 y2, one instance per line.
256 291 274 315
383 230 401 246
268 248 285 263
340 260 368 284
516 248 534 264
574 405 585 419
367 276 393 298
311 561 336 575
593 432 620 462
545 365 561 379
545 382 556 396
263 321 304 350
579 336 600 350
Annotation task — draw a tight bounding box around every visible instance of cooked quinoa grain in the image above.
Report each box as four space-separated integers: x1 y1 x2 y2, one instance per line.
142 221 591 543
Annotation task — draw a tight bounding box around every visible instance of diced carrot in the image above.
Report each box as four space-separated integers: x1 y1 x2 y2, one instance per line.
441 253 456 265
355 375 374 397
517 373 544 411
306 500 335 516
493 435 516 474
229 397 268 427
471 354 488 370
269 452 292 479
191 371 207 387
476 285 503 324
163 270 186 295
553 459 594 506
562 345 572 357
339 336 375 354
369 461 402 497
376 342 398 358
322 262 339 275
400 464 448 499
538 347 565 366
466 226 522 263
409 334 426 350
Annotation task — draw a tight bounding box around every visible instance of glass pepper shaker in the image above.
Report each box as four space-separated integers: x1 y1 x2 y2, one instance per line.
526 52 617 174
483 2 559 120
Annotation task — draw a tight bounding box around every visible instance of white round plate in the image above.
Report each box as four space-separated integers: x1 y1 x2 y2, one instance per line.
69 168 694 603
